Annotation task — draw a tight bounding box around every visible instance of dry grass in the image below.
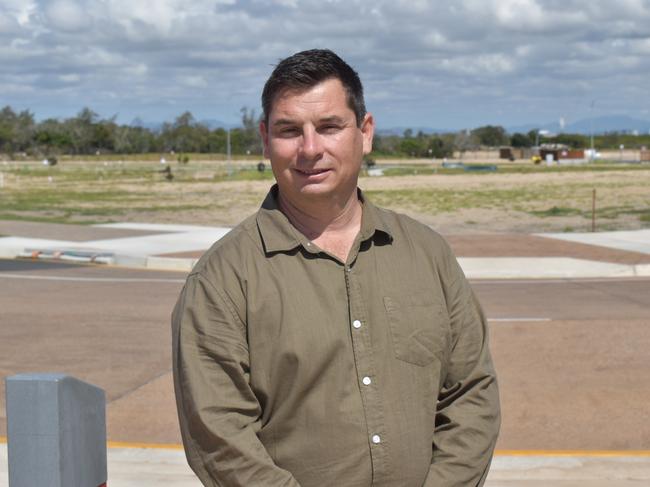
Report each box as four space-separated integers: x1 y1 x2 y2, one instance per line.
0 159 648 233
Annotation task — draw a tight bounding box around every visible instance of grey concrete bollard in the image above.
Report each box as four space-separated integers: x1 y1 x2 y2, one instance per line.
5 373 107 487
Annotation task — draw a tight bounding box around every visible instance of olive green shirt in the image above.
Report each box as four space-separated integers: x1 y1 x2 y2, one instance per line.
172 186 500 487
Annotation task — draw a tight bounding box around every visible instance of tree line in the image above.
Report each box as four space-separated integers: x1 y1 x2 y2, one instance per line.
1 106 648 159
0 106 262 158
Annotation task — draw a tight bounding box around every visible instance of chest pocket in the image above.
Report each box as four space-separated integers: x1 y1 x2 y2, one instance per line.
383 293 450 367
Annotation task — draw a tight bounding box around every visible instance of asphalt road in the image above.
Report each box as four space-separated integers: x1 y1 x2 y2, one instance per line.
1 259 649 450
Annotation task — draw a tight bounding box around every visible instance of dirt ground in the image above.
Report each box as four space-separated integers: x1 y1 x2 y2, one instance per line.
112 169 650 234
1 158 648 234
359 170 650 233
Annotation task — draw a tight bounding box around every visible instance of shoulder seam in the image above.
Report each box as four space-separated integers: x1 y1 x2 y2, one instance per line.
194 271 247 334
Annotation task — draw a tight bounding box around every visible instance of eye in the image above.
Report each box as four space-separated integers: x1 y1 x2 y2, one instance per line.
319 124 342 134
277 127 300 138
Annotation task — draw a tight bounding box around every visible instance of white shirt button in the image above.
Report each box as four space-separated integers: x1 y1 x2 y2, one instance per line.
372 434 381 444
362 376 372 386
352 320 362 329
306 242 311 247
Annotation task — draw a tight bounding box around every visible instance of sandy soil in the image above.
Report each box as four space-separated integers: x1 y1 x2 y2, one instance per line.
124 169 647 234
357 170 650 233
2 161 648 233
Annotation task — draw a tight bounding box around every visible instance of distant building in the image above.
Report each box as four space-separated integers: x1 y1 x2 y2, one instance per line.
500 144 585 163
539 144 584 161
499 147 532 160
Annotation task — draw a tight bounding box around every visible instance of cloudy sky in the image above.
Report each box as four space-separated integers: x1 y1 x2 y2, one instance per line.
2 0 650 130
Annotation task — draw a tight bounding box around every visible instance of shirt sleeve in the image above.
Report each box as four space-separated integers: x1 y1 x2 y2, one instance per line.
172 272 301 487
423 257 501 487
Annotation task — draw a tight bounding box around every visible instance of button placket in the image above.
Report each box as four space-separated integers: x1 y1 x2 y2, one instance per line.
345 262 389 479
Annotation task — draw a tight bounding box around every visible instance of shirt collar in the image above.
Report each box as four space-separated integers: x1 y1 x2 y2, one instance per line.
358 189 393 243
256 185 394 254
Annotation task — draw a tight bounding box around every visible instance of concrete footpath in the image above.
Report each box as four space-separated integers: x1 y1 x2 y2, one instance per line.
1 443 649 486
0 220 649 278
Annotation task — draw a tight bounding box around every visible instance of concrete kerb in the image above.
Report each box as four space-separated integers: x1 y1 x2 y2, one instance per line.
143 256 198 272
458 257 650 279
0 245 22 259
0 246 196 272
634 263 650 276
20 248 117 265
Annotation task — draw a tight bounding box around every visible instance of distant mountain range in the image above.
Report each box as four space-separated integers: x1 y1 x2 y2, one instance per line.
132 118 236 131
375 126 452 136
506 115 650 135
132 114 650 136
375 115 650 136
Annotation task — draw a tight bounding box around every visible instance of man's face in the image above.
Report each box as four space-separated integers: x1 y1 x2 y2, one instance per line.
260 78 374 206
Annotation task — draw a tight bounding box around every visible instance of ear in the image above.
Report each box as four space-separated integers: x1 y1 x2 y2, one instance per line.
259 120 270 159
360 113 375 155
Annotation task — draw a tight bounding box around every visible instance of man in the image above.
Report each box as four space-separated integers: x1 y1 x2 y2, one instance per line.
172 49 500 486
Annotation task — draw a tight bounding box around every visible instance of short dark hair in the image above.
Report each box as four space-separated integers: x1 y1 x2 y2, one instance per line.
261 49 366 127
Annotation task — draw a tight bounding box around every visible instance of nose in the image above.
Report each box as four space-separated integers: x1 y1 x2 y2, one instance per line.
299 126 324 162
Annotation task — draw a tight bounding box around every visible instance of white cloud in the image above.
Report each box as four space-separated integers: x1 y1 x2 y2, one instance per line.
423 31 448 49
0 82 35 94
4 0 37 26
438 54 516 76
273 0 299 8
0 0 649 127
127 63 149 77
630 38 650 53
45 0 89 32
0 11 16 32
58 73 80 82
179 75 208 88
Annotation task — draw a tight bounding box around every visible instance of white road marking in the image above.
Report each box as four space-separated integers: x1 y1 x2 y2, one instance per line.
0 273 185 283
471 277 650 284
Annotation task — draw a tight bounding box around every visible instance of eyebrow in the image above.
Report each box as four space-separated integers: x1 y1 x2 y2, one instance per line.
271 116 347 127
272 119 297 127
319 116 345 124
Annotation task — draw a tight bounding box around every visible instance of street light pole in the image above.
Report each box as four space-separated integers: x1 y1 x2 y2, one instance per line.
589 99 596 162
227 127 232 176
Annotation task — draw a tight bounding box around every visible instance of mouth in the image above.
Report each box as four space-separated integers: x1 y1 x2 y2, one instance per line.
294 167 330 176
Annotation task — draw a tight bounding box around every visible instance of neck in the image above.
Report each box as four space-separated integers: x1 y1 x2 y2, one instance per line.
277 189 362 241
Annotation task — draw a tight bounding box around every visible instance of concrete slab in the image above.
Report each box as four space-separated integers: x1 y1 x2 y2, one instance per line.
0 236 87 251
447 233 650 265
541 229 650 255
2 223 650 278
458 257 646 279
0 241 23 259
2 444 648 487
0 443 200 487
104 447 199 487
143 256 197 272
0 226 230 260
0 220 166 242
487 454 650 486
95 223 228 233
86 229 230 256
